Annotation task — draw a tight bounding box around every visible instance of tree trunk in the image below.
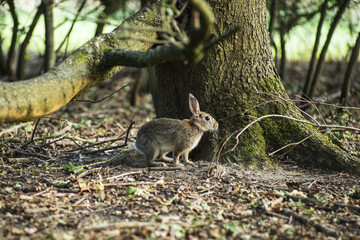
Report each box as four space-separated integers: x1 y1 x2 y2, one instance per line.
95 0 122 36
6 0 18 78
16 4 43 80
155 0 360 172
43 0 56 72
279 22 287 81
268 0 279 67
0 34 5 74
340 31 360 105
303 0 328 99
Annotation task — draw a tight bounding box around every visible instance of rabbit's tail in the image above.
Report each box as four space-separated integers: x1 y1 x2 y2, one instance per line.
133 142 144 154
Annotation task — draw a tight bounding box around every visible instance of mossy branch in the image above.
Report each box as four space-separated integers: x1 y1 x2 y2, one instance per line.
102 44 186 68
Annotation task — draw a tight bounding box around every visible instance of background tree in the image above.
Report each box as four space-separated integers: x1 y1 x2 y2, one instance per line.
302 0 329 101
16 4 43 80
5 0 18 78
43 0 56 72
303 0 350 99
340 31 360 105
268 0 320 80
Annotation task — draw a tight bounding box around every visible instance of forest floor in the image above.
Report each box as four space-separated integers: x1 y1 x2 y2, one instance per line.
1 62 360 239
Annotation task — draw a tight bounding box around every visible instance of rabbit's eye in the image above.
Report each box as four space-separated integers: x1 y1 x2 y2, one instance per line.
204 116 211 121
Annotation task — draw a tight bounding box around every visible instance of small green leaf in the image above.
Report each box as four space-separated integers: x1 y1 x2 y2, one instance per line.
145 12 155 19
66 162 83 174
25 123 33 133
125 186 143 196
223 221 243 235
302 207 315 217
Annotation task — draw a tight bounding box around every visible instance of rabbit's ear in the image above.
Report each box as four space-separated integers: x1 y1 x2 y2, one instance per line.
189 93 200 115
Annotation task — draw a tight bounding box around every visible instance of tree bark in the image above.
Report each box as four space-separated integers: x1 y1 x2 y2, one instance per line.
43 0 56 72
6 0 19 78
268 0 279 67
155 0 360 173
303 0 328 99
95 0 123 36
279 22 286 81
0 34 5 74
340 31 360 105
16 4 43 80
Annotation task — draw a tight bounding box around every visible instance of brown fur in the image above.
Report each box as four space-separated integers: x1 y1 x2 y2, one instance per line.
135 94 218 166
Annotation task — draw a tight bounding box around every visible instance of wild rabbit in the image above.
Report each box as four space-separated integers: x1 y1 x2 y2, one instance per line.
135 93 218 166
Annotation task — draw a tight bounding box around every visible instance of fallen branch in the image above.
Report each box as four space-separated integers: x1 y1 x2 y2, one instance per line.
282 208 337 237
77 167 102 179
12 149 50 160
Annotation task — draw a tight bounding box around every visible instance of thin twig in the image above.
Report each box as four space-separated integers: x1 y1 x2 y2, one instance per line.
83 221 157 231
32 188 51 197
38 136 82 148
73 197 87 206
64 135 126 153
60 121 135 157
106 170 144 180
147 166 186 171
30 118 41 143
268 131 317 156
76 84 129 103
12 149 50 160
103 181 162 187
0 122 27 137
77 167 102 179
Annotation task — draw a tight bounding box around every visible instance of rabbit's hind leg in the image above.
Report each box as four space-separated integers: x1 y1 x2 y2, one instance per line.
146 147 167 167
159 152 173 162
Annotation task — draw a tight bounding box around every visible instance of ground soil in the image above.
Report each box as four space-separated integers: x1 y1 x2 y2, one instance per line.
1 64 359 239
